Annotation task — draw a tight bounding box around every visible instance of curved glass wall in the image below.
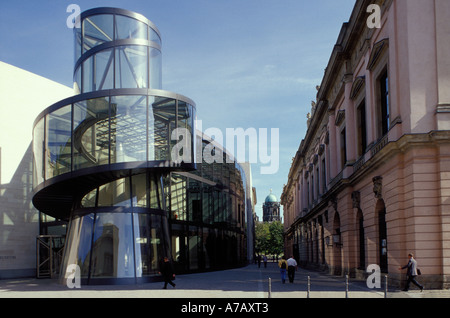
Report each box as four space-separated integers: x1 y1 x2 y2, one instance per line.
61 154 248 283
32 92 195 187
34 7 249 285
74 9 162 94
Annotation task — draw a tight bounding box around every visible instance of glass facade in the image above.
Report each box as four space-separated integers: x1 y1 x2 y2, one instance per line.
75 10 162 93
32 93 195 185
32 8 250 285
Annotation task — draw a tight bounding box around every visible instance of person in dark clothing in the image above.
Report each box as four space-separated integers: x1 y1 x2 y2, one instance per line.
398 253 424 292
159 257 176 289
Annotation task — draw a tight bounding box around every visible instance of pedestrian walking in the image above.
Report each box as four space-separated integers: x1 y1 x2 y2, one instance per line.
287 256 298 283
278 256 288 284
263 255 268 268
257 254 261 268
398 253 423 292
159 256 176 289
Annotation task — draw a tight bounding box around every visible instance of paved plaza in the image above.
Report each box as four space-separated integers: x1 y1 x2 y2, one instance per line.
0 262 449 299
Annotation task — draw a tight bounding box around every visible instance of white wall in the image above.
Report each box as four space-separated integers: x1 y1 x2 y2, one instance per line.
0 61 73 278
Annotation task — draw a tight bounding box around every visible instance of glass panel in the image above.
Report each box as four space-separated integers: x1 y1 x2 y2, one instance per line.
74 26 82 63
74 66 81 94
97 178 131 207
170 173 187 220
73 97 110 170
115 46 148 89
150 97 176 161
115 15 148 40
83 14 114 53
149 27 161 46
149 48 162 89
134 213 163 277
46 105 72 179
110 95 147 163
82 56 93 93
149 175 162 210
91 213 135 278
81 188 97 208
95 49 114 91
189 226 199 270
33 117 45 187
131 173 148 208
61 214 94 279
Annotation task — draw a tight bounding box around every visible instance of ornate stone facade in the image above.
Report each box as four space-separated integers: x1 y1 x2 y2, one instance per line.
281 0 450 289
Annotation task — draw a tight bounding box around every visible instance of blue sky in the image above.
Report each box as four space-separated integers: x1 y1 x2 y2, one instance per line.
0 0 356 220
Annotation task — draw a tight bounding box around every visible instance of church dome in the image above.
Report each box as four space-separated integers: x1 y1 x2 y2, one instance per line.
265 192 278 203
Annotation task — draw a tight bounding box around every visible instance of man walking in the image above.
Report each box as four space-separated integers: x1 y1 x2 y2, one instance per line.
159 256 176 289
398 253 423 292
287 256 298 283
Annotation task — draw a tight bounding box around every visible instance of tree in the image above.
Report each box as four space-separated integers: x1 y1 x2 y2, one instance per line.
255 222 270 255
254 221 284 257
267 221 284 257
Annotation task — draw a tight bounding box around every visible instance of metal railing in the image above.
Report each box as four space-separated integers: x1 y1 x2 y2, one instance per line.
36 235 65 279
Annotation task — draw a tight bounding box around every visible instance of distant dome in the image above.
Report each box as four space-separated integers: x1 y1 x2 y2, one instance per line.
265 192 278 203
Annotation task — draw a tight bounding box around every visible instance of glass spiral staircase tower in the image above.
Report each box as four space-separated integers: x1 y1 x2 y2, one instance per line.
32 8 198 284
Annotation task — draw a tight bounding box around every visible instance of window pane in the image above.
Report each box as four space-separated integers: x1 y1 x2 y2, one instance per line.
134 213 163 277
95 49 114 91
61 214 94 279
132 173 148 208
110 95 147 163
81 188 97 208
97 178 130 207
170 174 187 220
73 97 110 170
33 117 45 187
91 213 135 278
115 46 148 89
46 105 72 179
82 56 93 93
150 28 161 46
115 15 148 40
83 14 113 53
150 97 176 161
149 48 162 89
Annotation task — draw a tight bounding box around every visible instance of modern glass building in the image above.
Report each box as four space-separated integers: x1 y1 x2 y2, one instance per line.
31 7 251 285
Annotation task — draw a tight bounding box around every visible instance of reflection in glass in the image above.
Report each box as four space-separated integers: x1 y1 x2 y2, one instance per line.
111 95 147 163
73 97 110 170
97 178 130 207
62 214 94 278
132 173 147 207
134 214 163 277
81 188 97 208
150 175 163 210
46 105 72 179
151 97 176 161
91 213 135 278
170 174 187 221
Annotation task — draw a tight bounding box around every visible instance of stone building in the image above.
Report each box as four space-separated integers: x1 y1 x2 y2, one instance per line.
281 0 450 289
263 190 281 223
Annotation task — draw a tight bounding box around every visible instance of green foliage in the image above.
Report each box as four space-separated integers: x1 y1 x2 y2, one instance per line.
255 221 284 256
